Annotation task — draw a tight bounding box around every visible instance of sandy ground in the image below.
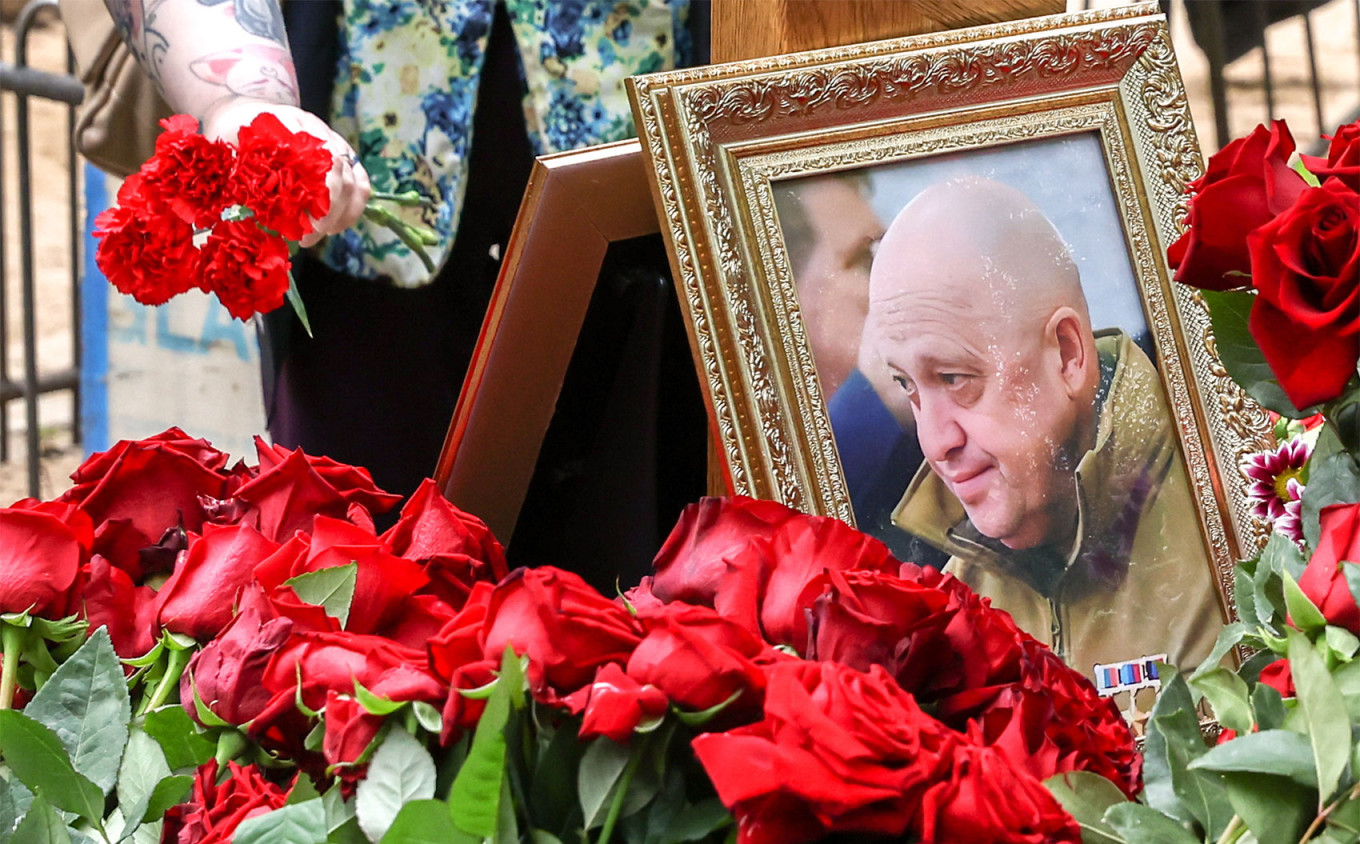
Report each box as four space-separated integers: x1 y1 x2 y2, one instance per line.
0 0 1358 507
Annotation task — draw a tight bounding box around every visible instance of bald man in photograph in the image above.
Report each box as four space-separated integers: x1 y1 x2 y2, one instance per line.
866 177 1223 676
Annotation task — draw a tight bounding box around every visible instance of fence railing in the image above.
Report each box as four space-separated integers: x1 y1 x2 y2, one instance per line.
0 0 82 497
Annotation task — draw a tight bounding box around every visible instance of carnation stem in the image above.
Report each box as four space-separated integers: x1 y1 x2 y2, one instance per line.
369 190 433 208
0 623 21 710
139 644 194 716
596 746 643 844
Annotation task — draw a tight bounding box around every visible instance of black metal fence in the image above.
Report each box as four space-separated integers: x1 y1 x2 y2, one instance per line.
0 0 82 498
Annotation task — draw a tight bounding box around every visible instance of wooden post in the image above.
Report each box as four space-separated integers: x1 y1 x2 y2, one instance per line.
711 0 1068 63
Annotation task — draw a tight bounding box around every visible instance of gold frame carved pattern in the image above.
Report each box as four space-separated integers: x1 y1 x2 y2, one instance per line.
628 4 1274 638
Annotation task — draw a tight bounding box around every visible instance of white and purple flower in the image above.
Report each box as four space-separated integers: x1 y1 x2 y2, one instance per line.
1243 437 1311 543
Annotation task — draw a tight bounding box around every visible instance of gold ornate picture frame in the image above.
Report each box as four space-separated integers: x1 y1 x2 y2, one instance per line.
628 3 1273 702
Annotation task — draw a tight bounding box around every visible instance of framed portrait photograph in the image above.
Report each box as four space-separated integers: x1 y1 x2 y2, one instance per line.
628 3 1274 704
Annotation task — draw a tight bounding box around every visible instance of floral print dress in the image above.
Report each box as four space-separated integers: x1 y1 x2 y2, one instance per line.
320 0 691 288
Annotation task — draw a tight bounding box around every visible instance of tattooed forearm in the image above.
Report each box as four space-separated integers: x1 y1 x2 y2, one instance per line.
197 0 286 45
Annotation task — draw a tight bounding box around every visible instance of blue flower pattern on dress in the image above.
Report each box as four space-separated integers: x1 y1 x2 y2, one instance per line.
322 0 690 288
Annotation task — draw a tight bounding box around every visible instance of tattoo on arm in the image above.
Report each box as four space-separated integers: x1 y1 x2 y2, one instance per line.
197 0 287 45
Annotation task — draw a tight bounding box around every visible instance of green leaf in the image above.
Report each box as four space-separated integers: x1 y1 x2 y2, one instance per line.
140 777 191 824
1143 670 1232 838
578 737 632 830
355 730 437 844
411 702 442 735
1103 802 1199 843
673 689 742 727
1282 570 1328 632
1292 157 1324 187
1301 430 1360 549
1190 624 1251 682
1188 729 1316 785
0 775 35 838
1221 772 1313 843
285 564 357 629
232 799 328 844
1190 668 1254 735
0 710 106 823
24 628 131 794
1251 683 1288 731
1202 289 1311 418
10 794 73 844
1346 565 1360 630
379 800 476 844
447 648 524 838
528 719 585 834
1043 771 1127 844
1326 626 1360 662
1287 627 1351 804
143 706 215 771
286 273 314 339
1327 795 1360 841
1261 532 1309 590
114 729 170 840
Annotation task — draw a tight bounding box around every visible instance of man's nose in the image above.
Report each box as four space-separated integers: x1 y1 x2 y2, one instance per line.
916 394 967 465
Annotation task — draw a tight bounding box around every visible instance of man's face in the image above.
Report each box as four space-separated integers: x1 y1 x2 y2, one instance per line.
792 180 884 394
872 283 1081 550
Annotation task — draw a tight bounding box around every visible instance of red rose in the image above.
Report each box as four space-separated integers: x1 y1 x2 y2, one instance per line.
197 220 292 321
182 584 296 728
804 568 952 676
626 602 771 718
154 523 279 641
322 691 384 771
917 742 1080 844
1168 120 1307 290
79 555 158 659
94 176 201 307
567 662 669 742
1298 502 1360 632
755 515 899 650
692 661 956 844
1247 179 1360 408
1301 121 1360 190
1259 658 1296 698
162 760 292 844
231 444 397 542
0 504 88 616
139 114 238 228
381 479 507 610
60 428 230 579
232 112 332 242
650 496 798 606
482 567 641 702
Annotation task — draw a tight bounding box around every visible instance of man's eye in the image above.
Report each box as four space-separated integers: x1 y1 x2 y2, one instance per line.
892 374 916 397
940 373 967 386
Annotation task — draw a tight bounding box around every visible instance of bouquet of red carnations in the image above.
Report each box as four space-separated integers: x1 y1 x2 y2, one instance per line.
0 428 1140 844
93 114 434 331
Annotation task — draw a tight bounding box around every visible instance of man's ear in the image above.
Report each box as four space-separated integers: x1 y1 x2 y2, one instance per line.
1047 307 1091 398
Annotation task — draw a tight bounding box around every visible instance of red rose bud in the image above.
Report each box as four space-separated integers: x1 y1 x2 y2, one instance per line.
1301 121 1360 190
1259 658 1296 698
1247 179 1360 409
322 691 384 771
79 555 158 659
161 760 292 844
231 443 397 542
650 496 798 606
1168 120 1306 290
182 584 294 728
482 567 641 702
569 663 668 743
917 743 1080 844
382 479 508 587
692 661 957 844
1298 502 1360 633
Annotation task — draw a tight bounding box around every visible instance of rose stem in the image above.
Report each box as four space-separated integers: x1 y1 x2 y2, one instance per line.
596 747 643 844
139 645 194 715
0 623 23 710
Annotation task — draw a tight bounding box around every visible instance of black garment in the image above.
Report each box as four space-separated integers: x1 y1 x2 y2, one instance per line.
269 2 533 500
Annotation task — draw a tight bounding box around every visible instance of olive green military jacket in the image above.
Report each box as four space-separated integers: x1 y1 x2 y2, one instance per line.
892 330 1224 680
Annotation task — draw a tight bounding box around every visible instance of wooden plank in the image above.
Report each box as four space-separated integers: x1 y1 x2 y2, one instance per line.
711 0 1068 63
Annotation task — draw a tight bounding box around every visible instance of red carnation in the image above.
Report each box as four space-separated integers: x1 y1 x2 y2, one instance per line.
140 114 238 228
232 112 332 241
93 177 200 307
197 220 292 321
